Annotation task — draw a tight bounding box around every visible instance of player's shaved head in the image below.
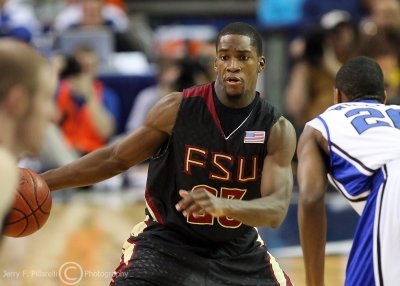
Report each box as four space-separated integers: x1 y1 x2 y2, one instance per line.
0 39 46 104
335 56 386 102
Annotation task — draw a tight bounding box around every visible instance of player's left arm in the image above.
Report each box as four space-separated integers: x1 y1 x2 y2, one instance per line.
297 125 329 286
176 117 296 227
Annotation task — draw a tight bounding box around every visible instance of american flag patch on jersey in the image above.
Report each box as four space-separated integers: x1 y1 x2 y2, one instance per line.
244 131 265 143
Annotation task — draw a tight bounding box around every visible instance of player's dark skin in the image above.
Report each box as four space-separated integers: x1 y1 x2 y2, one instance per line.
42 34 296 228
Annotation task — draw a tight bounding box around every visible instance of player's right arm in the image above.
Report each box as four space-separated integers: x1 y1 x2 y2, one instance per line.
42 92 183 191
297 125 329 286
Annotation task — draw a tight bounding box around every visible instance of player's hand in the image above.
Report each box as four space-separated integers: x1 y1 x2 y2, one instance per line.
175 188 227 218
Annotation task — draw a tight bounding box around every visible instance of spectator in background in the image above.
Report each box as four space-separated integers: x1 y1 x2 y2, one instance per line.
54 0 129 33
190 39 216 84
58 0 135 52
56 45 119 155
20 43 120 196
123 58 182 191
126 54 215 134
285 10 357 135
0 0 41 43
104 0 125 11
361 0 400 37
125 58 181 134
358 0 400 104
301 0 367 28
285 27 325 133
359 33 400 104
359 0 400 57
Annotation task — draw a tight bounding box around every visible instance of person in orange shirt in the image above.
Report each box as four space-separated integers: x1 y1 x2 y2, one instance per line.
56 45 119 155
105 0 125 11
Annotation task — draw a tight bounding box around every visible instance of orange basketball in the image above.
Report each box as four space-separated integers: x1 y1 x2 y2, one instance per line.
2 168 52 237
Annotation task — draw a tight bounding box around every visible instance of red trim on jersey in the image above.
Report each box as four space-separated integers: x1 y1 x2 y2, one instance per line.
284 271 293 286
183 83 224 135
109 240 137 286
145 187 164 224
265 249 280 285
263 245 293 286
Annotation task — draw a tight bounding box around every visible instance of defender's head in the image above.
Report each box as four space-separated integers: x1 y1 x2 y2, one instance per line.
335 56 386 103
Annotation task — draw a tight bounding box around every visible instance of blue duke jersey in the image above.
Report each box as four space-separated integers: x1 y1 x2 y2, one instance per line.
307 100 400 286
144 82 280 243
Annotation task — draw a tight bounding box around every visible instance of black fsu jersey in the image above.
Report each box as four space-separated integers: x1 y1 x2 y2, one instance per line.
144 82 281 243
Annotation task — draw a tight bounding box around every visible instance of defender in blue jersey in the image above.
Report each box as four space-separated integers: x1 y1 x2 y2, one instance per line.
298 56 400 286
42 22 296 285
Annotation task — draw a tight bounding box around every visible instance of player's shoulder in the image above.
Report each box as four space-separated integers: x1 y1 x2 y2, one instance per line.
315 101 391 125
149 91 183 117
157 92 183 107
144 92 183 135
273 116 295 133
268 116 296 152
182 82 212 98
325 101 388 113
274 117 296 142
306 102 362 127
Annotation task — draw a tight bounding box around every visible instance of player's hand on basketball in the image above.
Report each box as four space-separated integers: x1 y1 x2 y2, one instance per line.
175 189 227 218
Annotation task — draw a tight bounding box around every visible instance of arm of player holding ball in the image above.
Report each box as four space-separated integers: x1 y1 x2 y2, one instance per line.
42 92 182 191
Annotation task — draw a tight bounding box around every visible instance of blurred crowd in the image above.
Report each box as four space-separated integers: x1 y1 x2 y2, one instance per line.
3 0 400 195
283 0 400 137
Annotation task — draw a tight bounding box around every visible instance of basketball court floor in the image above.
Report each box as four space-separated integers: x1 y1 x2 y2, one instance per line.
0 167 348 286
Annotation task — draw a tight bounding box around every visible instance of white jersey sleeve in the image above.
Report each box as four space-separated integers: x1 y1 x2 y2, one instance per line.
306 101 400 214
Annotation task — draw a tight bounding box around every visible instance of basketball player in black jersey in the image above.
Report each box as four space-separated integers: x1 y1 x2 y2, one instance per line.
42 22 296 285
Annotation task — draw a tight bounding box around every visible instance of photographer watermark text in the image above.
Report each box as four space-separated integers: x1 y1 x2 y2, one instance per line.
2 261 127 285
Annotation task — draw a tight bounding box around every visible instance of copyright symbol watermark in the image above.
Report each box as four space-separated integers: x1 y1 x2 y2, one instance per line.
58 262 83 285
